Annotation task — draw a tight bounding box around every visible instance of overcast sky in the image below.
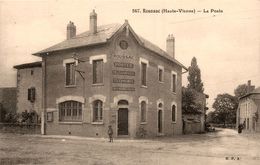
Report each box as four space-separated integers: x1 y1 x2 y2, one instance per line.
0 0 259 111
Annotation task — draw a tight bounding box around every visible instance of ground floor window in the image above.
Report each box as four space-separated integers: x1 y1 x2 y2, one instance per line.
93 100 103 122
140 101 147 123
59 101 82 122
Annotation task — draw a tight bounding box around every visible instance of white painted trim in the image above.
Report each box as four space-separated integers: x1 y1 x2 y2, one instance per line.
89 94 106 103
89 54 107 64
171 101 177 123
139 57 149 66
113 94 133 104
46 108 57 112
171 70 177 93
63 58 78 67
89 95 106 123
156 99 164 108
56 95 85 104
139 96 148 123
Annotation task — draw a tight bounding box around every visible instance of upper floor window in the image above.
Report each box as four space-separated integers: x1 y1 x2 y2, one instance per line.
139 58 149 87
140 101 147 123
28 87 36 102
158 66 164 82
93 100 103 122
172 104 177 123
171 71 177 93
65 62 76 86
93 60 103 84
141 62 147 86
59 101 82 122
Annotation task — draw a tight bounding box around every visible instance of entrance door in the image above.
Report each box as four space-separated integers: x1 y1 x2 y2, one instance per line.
158 110 162 133
118 108 128 135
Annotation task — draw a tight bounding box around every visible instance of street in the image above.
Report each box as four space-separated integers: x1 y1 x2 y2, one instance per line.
0 128 259 165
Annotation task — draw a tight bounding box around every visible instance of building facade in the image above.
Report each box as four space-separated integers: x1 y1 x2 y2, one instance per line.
13 62 42 121
237 81 260 132
33 10 187 138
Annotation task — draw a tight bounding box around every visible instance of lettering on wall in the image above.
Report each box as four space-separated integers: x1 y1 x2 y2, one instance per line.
112 53 136 91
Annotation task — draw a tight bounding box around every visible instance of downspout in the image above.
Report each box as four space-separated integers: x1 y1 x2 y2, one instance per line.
41 55 47 135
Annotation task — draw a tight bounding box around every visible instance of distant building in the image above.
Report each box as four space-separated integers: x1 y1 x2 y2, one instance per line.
31 10 187 137
13 61 42 121
0 87 17 122
183 89 208 134
237 80 260 132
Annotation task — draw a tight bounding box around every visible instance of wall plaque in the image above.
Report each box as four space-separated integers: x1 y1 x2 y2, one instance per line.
112 87 135 91
113 78 134 84
114 62 134 68
112 70 135 76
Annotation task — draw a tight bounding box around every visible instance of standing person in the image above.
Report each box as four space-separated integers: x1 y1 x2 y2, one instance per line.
238 124 243 134
108 125 113 142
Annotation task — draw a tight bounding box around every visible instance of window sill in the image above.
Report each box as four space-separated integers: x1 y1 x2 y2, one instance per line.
91 122 104 125
92 83 104 87
171 92 177 95
59 121 83 125
141 85 148 88
159 81 164 84
171 121 177 124
65 85 77 88
140 122 147 125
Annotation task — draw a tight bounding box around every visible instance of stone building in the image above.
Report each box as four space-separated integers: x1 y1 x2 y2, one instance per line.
13 61 42 122
237 80 260 132
33 10 187 137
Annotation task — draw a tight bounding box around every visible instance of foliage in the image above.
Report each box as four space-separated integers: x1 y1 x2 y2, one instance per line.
234 84 248 98
4 112 19 123
212 93 238 126
187 57 204 93
182 87 203 114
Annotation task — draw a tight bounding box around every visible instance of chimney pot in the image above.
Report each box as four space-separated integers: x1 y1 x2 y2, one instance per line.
90 9 97 34
67 21 76 40
166 34 175 58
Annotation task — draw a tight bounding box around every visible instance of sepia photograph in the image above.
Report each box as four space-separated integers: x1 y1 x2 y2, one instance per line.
0 0 259 164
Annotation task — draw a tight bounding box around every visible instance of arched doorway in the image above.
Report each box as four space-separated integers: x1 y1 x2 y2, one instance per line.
118 100 129 135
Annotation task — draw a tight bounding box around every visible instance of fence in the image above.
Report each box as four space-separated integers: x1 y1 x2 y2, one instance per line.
0 123 41 134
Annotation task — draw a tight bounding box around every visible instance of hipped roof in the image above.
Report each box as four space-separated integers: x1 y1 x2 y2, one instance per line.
33 21 187 70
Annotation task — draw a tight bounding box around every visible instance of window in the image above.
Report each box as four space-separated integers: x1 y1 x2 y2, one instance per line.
65 62 76 86
93 100 103 122
140 101 147 123
158 66 164 82
93 60 103 84
172 104 176 123
141 62 147 86
31 70 34 75
59 101 82 122
28 87 36 102
47 112 53 122
171 71 177 93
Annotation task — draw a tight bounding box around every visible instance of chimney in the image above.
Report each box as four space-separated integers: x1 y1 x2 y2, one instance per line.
247 80 255 93
90 10 97 34
67 21 76 40
166 34 175 58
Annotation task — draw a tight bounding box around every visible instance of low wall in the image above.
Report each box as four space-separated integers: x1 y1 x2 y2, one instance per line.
183 121 201 134
0 123 41 134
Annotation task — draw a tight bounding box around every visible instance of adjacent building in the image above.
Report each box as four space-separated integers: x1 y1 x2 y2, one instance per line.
27 10 188 138
237 80 260 132
13 61 42 122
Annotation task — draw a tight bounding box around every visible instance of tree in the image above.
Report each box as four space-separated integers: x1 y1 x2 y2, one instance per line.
212 93 238 126
234 84 248 98
182 87 202 114
187 57 204 93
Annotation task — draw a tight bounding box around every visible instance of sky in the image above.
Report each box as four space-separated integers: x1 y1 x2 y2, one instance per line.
0 0 259 111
